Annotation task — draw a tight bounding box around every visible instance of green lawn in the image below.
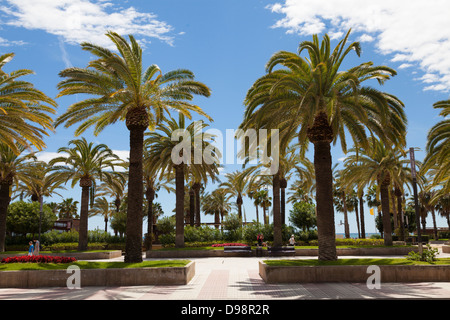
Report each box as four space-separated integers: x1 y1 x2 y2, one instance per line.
0 260 191 271
264 258 450 267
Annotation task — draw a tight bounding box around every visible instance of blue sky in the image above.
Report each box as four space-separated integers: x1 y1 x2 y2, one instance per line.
1 0 449 235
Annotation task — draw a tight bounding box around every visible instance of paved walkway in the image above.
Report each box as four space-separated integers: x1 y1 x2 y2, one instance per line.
1 250 449 300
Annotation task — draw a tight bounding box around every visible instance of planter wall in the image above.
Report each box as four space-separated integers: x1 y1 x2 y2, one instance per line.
443 245 450 254
259 261 450 283
0 261 195 288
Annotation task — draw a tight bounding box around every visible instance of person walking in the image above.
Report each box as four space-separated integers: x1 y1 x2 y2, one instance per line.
28 241 34 256
33 240 40 255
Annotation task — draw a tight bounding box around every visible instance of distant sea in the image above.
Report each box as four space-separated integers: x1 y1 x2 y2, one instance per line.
336 233 380 239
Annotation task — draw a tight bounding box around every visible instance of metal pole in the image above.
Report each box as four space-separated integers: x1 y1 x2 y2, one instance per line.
409 148 422 254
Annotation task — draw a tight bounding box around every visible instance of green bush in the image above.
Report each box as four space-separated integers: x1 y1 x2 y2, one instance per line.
406 244 439 263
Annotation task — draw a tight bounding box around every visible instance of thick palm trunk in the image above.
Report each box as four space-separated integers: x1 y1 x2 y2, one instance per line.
0 182 11 252
280 177 287 226
379 175 393 246
272 173 282 247
78 182 90 251
359 196 366 239
214 212 220 229
308 112 337 261
354 198 360 238
104 217 108 233
125 124 145 263
175 165 185 248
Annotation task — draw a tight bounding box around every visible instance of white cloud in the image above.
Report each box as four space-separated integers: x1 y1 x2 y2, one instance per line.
267 0 450 92
35 151 60 163
0 36 26 47
0 0 175 48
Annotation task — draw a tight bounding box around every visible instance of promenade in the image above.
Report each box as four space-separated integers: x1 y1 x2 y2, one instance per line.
0 250 449 300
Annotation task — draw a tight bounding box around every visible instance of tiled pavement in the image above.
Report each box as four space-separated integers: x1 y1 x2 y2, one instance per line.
1 254 450 300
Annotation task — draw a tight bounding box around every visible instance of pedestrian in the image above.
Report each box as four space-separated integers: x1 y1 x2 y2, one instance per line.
28 241 34 256
33 239 40 255
289 234 295 246
257 233 264 247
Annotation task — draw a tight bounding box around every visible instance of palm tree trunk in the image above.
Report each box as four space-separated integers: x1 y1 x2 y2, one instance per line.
255 205 259 224
354 198 360 238
193 183 201 227
395 187 405 241
272 173 282 247
78 183 90 251
308 111 337 261
379 176 393 246
125 124 145 263
431 208 438 240
237 195 243 221
214 212 220 229
175 165 185 248
280 177 287 226
359 196 366 239
342 192 350 239
145 188 155 251
0 182 11 252
189 188 195 227
104 217 108 233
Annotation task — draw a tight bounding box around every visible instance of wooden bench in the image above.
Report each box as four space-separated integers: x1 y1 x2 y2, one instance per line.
223 246 253 256
267 246 296 256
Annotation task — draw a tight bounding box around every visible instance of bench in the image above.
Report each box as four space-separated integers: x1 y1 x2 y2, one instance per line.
267 246 296 256
223 246 253 256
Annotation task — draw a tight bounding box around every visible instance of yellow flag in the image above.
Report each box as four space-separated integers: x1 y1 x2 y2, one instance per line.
370 208 374 216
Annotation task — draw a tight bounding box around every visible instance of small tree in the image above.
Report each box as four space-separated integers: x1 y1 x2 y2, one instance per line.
289 201 317 232
7 201 56 236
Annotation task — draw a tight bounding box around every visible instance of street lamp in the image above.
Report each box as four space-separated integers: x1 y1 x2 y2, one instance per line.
409 147 422 254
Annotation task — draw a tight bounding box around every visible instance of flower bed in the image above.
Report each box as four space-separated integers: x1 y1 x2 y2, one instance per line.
1 255 76 264
211 243 248 247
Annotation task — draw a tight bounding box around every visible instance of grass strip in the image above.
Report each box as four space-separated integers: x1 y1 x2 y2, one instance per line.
264 258 450 267
0 260 190 271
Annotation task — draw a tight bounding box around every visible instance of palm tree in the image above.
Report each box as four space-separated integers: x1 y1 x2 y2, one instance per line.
0 53 57 154
242 30 406 260
423 100 450 195
48 138 122 251
343 138 411 245
89 196 114 233
0 143 36 251
55 31 211 262
220 170 248 222
202 188 232 229
57 198 79 219
96 171 127 214
145 114 219 247
15 160 66 243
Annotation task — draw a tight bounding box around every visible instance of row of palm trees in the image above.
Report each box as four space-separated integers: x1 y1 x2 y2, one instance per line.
0 30 448 263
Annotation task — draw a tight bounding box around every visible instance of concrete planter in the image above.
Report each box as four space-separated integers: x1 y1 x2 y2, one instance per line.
146 246 419 258
0 251 122 261
443 245 450 254
259 261 450 283
0 261 195 288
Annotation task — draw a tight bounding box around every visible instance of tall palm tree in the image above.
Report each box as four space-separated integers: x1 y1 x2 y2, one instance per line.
0 143 36 251
0 53 57 154
145 114 219 247
55 31 211 262
423 100 450 195
96 171 127 214
48 138 122 251
242 30 406 260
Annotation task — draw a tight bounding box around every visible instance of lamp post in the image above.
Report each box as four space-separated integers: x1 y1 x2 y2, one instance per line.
409 147 422 254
